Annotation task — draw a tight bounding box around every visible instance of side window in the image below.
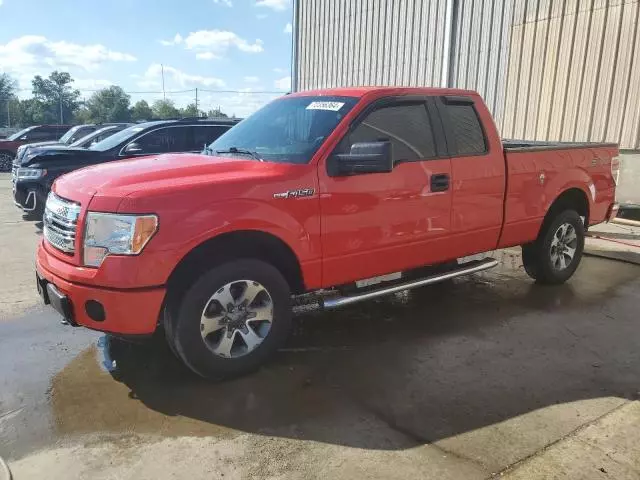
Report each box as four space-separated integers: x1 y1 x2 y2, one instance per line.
26 127 58 141
338 103 436 163
443 103 487 155
70 127 95 143
133 127 188 154
191 125 230 150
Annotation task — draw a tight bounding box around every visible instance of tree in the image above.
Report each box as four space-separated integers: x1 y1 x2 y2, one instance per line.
0 74 18 126
131 100 154 122
180 103 202 118
8 98 47 126
207 108 228 118
152 99 180 119
31 71 80 124
84 86 131 123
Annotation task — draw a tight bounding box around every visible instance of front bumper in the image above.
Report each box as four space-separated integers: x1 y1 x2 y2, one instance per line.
12 178 45 213
36 241 166 335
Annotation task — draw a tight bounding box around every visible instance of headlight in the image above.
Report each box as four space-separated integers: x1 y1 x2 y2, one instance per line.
83 212 158 267
16 167 46 180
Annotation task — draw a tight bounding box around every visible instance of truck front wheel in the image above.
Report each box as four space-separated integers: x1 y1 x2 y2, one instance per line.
167 259 292 379
521 210 585 285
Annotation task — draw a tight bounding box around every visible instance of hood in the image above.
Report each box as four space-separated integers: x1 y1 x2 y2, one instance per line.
21 146 96 166
23 141 61 149
56 153 294 198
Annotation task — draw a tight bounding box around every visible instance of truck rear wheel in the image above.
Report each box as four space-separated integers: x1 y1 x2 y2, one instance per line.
167 259 292 379
521 210 585 285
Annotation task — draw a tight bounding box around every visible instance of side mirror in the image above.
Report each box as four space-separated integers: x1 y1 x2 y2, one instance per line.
20 135 28 141
124 142 142 154
331 141 393 176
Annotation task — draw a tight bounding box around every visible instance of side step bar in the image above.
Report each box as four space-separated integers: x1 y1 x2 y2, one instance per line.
321 258 499 310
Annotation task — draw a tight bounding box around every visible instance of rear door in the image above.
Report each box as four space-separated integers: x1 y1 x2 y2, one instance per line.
436 96 505 257
319 97 453 287
189 125 231 152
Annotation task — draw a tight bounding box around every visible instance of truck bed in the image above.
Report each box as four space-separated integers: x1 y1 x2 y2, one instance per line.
503 139 618 152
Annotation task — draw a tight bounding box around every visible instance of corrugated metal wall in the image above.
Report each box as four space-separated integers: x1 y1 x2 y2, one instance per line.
295 0 452 91
500 0 640 149
294 0 640 149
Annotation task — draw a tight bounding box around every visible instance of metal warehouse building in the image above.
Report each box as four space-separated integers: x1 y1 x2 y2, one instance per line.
292 0 640 150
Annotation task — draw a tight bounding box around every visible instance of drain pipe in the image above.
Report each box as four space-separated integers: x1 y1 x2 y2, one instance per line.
445 0 461 88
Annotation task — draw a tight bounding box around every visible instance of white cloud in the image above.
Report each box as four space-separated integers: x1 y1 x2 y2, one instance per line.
0 35 136 75
255 0 289 11
164 30 264 60
284 23 292 33
198 90 281 118
185 30 263 56
213 0 232 5
137 64 226 89
274 76 291 91
244 76 260 83
160 33 183 46
196 52 216 60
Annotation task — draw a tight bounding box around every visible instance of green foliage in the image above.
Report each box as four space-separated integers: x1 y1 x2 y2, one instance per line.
2 71 231 127
31 71 81 124
131 100 154 122
207 108 229 118
152 99 180 119
0 74 18 126
83 86 132 123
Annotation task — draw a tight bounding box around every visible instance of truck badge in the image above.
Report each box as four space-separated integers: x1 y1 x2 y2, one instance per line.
273 188 315 199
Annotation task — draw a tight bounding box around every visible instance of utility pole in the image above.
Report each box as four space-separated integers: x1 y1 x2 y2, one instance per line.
195 88 198 115
161 64 166 101
59 93 63 124
7 101 11 128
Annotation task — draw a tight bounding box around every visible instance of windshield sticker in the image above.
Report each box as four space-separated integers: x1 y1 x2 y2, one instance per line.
306 101 345 111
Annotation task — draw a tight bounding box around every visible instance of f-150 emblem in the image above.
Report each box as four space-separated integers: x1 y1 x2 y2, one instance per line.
273 188 315 199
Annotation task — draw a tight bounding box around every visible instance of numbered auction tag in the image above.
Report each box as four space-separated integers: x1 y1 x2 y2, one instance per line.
306 101 345 111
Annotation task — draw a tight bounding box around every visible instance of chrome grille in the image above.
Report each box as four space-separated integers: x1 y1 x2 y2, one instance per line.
43 193 81 254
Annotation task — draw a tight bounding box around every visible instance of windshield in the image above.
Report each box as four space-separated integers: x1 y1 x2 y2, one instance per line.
58 125 82 144
7 126 36 141
89 125 145 152
208 96 359 164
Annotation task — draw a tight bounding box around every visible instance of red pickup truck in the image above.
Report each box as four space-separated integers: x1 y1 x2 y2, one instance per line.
35 87 619 378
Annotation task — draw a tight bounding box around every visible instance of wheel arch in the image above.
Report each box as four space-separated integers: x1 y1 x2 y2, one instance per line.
538 187 590 238
166 230 306 301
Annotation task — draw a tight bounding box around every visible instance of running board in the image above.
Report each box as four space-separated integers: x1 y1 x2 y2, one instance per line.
321 258 499 310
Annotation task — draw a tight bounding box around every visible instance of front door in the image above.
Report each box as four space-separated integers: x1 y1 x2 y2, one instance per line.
319 99 453 287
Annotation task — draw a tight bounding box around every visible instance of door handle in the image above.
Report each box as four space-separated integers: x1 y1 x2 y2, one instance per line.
431 173 450 192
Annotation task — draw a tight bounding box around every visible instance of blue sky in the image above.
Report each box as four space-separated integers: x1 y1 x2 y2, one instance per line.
0 0 293 116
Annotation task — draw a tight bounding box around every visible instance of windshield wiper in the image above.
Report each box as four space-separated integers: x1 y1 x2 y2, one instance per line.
215 146 263 162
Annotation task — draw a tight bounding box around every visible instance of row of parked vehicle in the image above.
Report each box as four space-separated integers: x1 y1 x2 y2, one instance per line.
2 118 240 215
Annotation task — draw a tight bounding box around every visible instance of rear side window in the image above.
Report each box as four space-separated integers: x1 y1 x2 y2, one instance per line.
26 126 59 141
338 103 436 162
133 126 188 154
443 104 487 155
191 125 230 150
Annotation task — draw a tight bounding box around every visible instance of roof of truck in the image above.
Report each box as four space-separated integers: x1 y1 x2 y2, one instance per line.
288 86 479 98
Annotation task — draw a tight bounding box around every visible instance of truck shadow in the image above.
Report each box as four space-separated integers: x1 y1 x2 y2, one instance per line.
51 255 640 451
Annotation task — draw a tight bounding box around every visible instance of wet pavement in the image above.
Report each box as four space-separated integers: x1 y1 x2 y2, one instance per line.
2 249 640 476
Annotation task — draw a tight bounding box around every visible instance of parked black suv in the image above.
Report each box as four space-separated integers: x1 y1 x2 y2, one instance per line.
12 118 240 215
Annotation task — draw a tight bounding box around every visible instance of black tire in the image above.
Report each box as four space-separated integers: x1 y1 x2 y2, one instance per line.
167 259 292 379
521 210 585 285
